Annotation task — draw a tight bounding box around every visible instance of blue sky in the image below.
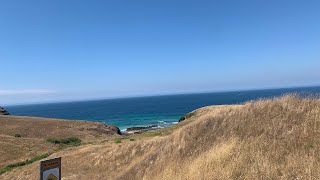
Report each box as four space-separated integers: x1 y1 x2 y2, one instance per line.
1 0 320 105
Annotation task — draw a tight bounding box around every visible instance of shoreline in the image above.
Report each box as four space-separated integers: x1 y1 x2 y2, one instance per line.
120 121 179 134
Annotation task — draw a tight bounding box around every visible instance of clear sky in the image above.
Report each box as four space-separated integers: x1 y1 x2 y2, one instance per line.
1 0 320 105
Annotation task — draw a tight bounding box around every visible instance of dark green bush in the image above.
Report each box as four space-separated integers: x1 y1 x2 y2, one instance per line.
47 137 81 146
0 153 49 175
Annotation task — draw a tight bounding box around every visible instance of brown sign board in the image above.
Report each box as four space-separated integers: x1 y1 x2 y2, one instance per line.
40 157 61 180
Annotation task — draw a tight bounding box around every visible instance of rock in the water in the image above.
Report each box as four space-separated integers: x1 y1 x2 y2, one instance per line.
0 106 9 115
126 125 158 131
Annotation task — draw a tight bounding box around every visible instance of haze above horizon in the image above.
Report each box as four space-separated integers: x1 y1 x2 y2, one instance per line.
1 0 320 105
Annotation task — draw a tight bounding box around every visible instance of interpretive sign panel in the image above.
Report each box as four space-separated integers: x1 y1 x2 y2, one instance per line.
40 157 61 180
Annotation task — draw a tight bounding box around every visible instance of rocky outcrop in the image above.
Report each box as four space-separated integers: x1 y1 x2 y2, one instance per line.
126 125 158 131
92 124 121 135
0 106 9 115
124 125 159 134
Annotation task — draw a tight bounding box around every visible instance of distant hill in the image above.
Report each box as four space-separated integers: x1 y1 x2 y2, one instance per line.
2 95 320 179
0 106 9 115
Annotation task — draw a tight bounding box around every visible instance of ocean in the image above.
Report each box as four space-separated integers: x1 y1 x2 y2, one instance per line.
6 86 320 131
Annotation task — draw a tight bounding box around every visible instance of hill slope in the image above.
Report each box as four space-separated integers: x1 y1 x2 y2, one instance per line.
2 95 320 179
0 115 120 169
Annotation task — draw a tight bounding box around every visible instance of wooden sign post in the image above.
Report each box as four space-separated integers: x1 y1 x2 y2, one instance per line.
40 157 61 180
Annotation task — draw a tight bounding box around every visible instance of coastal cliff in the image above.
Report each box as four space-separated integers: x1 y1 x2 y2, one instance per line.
0 106 9 115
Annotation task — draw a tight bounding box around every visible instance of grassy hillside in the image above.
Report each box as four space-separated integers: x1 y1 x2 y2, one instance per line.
0 115 120 170
2 95 320 179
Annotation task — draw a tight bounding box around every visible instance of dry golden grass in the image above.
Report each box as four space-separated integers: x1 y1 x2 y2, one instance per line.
0 115 120 169
2 95 320 179
0 134 56 168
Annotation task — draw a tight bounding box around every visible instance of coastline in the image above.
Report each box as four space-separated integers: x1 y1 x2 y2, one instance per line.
121 121 179 134
6 86 320 132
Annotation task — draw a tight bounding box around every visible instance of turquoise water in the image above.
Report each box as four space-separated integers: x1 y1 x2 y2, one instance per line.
6 86 320 130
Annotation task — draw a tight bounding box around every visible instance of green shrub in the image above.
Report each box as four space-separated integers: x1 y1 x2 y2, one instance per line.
0 153 49 175
114 139 122 144
47 137 81 146
0 167 12 175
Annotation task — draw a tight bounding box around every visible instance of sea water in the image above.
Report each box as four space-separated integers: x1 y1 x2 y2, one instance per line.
6 86 320 130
